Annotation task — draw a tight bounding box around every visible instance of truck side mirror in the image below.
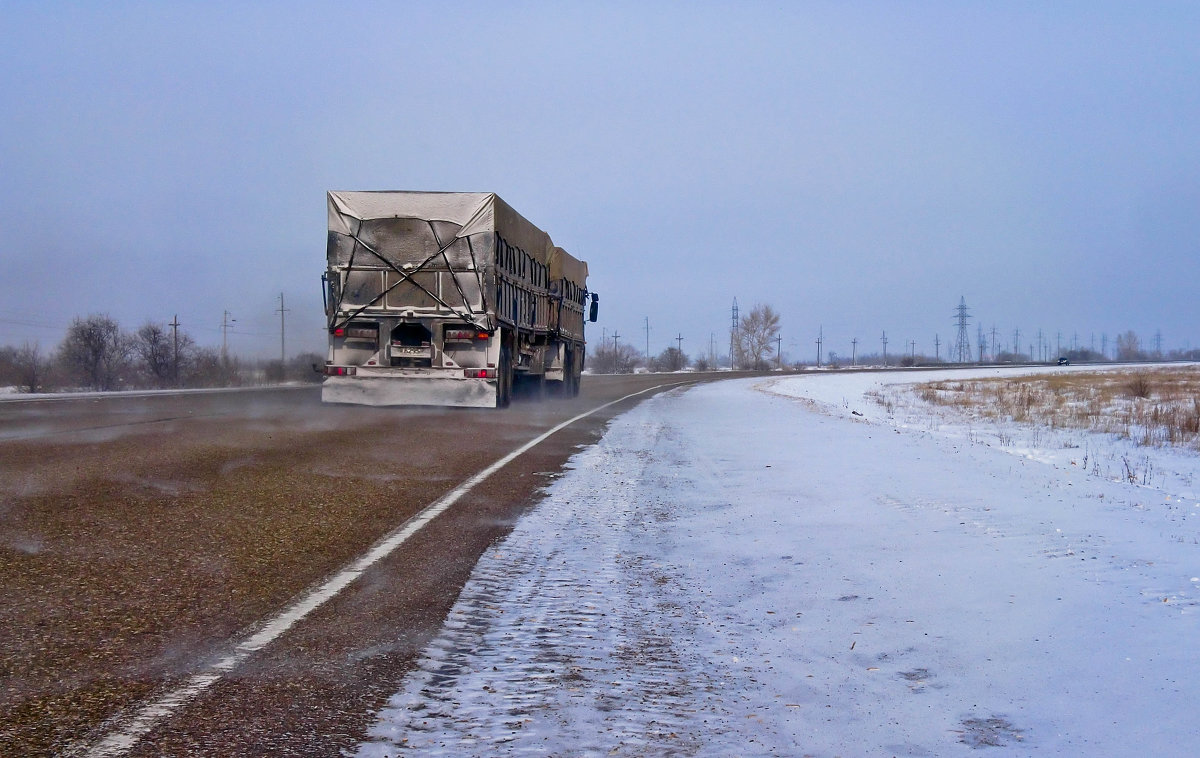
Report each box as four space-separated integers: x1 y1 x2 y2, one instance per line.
589 293 599 323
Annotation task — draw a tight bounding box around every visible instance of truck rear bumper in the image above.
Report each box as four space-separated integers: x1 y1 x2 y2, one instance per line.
321 375 497 408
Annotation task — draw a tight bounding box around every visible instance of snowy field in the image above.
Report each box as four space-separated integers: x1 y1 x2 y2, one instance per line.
356 368 1200 756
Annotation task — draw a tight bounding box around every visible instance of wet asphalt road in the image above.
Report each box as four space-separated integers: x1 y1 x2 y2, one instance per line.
0 373 767 756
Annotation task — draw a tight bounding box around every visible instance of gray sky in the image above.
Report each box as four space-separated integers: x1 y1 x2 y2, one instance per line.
2 1 1197 361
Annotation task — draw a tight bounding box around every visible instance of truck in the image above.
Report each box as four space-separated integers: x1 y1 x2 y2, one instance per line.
321 191 597 407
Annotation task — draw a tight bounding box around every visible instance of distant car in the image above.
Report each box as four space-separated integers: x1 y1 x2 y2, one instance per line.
1057 357 1070 365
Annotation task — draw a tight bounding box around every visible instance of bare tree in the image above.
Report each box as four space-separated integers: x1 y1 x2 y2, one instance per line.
589 341 642 374
651 346 687 372
738 304 781 370
57 314 133 390
12 342 47 393
1116 331 1144 361
134 321 195 387
183 346 243 387
288 352 325 383
134 322 172 387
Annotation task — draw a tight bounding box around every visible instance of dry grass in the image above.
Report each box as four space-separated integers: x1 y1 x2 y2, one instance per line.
912 366 1200 451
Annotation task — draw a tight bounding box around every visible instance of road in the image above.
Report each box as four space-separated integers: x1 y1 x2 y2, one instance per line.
0 373 763 756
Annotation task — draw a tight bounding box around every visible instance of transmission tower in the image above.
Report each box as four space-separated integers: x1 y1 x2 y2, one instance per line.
729 299 740 369
952 297 971 363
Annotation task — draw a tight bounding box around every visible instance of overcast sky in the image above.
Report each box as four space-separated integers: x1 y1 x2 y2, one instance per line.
2 1 1197 361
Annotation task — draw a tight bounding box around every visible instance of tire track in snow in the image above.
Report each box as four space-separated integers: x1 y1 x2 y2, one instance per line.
356 396 743 756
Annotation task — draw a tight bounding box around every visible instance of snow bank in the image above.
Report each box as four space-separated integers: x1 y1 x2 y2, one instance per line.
356 371 1200 756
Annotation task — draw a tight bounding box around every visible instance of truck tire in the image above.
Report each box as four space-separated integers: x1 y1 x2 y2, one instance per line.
497 346 513 408
572 347 583 397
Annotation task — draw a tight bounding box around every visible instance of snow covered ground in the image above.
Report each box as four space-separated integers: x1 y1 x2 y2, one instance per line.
356 368 1200 756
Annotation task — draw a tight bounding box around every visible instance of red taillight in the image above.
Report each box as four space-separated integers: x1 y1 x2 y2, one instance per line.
445 329 492 342
464 369 495 379
325 366 357 376
333 324 376 339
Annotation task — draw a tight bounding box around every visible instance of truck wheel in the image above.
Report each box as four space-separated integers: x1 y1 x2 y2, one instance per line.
497 346 512 408
568 348 581 397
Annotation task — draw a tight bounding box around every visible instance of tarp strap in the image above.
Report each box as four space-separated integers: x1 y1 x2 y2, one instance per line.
465 235 496 331
328 219 364 325
427 220 484 328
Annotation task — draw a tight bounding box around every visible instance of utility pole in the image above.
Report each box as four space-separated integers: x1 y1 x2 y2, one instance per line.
881 331 888 366
675 333 683 352
221 310 236 361
710 332 716 365
1013 327 1021 358
816 325 823 367
909 339 916 360
776 334 783 369
170 314 181 386
1037 328 1044 362
934 333 940 361
990 325 999 362
851 337 858 367
276 292 289 364
644 317 651 360
1154 329 1163 357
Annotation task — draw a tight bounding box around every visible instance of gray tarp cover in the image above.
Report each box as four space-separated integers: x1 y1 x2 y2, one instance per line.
327 191 588 287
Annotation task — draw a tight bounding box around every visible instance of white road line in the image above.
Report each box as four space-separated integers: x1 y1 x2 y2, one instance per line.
81 382 688 757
